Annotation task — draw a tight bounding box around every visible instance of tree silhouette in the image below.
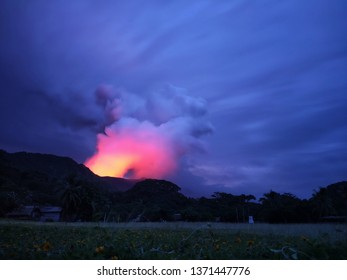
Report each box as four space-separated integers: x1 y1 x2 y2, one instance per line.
311 187 336 220
60 175 83 221
260 191 304 223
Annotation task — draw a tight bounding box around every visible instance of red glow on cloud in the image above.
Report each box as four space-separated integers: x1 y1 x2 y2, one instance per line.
85 124 177 179
85 84 212 180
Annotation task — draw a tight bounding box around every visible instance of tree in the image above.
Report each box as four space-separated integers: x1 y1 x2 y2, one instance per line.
60 179 82 221
238 194 256 223
310 182 347 221
259 191 306 223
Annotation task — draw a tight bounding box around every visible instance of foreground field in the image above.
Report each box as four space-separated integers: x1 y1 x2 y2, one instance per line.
0 220 346 260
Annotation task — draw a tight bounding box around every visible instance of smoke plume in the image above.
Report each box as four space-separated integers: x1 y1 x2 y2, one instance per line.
85 84 212 179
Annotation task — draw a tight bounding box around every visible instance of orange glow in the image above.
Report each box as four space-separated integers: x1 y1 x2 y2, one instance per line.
85 125 177 179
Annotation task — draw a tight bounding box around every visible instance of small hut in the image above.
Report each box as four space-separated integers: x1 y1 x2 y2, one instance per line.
6 205 61 222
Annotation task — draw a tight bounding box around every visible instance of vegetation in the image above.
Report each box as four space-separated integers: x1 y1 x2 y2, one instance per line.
0 221 346 260
1 149 347 224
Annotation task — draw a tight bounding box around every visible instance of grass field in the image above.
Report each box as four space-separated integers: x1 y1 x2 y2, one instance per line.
0 220 346 260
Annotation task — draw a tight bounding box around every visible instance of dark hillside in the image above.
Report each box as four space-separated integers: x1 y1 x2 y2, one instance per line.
0 150 137 216
0 149 136 192
0 150 346 223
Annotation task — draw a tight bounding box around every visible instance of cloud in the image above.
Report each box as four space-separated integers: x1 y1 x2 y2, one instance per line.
85 84 213 179
0 0 346 197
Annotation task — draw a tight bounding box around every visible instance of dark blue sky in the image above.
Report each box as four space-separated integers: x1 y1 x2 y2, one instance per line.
1 0 346 198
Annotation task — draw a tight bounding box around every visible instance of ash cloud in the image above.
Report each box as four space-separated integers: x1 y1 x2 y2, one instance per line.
85 84 213 179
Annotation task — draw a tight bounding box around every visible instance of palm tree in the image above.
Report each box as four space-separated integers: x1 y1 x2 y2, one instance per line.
239 194 256 222
60 175 82 221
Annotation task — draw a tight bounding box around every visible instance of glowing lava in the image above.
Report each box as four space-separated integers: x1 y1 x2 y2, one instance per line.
85 123 177 179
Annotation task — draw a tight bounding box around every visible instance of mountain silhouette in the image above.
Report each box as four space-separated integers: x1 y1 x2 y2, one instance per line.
0 149 138 192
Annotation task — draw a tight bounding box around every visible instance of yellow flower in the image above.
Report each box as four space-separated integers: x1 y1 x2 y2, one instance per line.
111 256 118 260
42 241 52 251
301 236 309 242
235 237 242 244
95 246 105 253
247 240 254 247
